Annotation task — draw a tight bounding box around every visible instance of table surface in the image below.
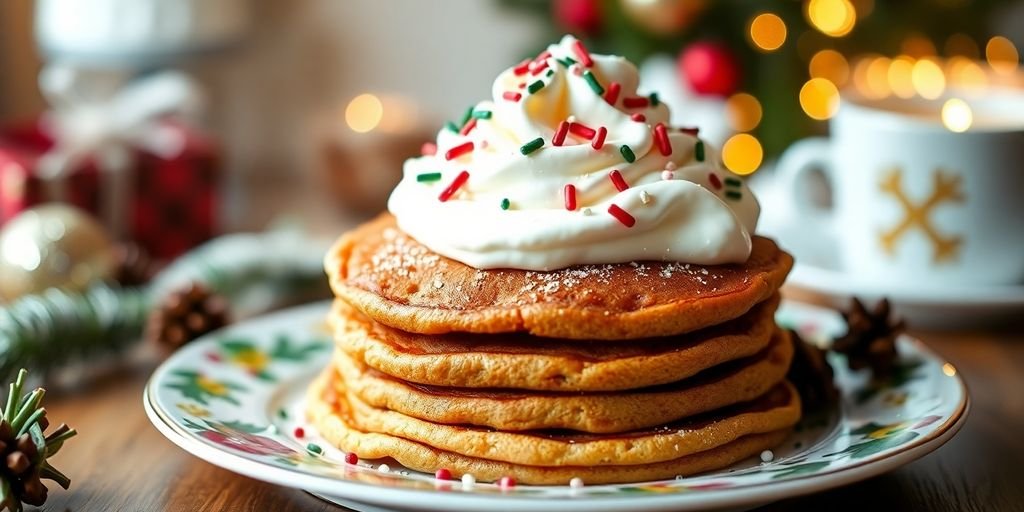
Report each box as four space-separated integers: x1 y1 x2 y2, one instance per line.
39 296 1024 512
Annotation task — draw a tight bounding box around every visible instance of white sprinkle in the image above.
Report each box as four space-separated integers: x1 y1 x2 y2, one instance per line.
675 475 684 480
581 207 593 215
378 464 391 473
570 477 584 488
640 190 652 204
433 280 444 289
760 450 775 463
665 161 677 171
567 115 577 123
461 473 476 488
661 170 675 180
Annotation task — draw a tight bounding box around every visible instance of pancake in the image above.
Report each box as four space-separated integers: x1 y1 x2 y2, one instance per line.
330 294 780 392
325 214 793 340
333 328 792 433
307 371 793 485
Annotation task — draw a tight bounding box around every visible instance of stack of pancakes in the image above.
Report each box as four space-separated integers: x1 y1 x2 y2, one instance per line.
309 214 798 485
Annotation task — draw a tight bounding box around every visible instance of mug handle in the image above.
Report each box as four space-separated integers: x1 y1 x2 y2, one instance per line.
775 137 836 239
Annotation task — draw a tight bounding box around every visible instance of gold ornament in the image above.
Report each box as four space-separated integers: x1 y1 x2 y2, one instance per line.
0 204 116 301
620 0 707 36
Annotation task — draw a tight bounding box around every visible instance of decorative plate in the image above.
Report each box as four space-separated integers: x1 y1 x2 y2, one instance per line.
145 300 968 512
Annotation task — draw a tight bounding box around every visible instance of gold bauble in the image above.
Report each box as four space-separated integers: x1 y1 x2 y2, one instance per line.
0 204 116 301
620 0 707 36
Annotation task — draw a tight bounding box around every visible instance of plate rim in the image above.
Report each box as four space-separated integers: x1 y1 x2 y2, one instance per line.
144 301 970 512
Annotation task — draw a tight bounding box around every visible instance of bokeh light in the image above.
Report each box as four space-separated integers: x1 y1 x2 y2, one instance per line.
986 36 1019 76
345 93 384 133
946 56 988 92
749 13 787 52
724 93 763 132
945 33 980 59
809 49 850 86
887 56 916 99
806 0 856 37
901 34 936 58
864 56 893 99
799 78 841 120
941 98 972 132
722 134 763 175
911 59 945 99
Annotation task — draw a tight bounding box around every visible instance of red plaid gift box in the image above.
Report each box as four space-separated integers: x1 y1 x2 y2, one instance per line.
0 118 221 259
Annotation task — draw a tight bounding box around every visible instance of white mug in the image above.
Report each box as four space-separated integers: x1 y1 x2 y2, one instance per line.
776 90 1024 286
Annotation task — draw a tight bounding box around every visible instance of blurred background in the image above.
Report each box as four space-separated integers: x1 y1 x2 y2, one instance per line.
0 0 1022 380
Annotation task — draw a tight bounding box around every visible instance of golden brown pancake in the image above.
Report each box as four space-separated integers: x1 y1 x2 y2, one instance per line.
325 214 793 340
330 294 780 391
307 371 794 485
333 328 793 433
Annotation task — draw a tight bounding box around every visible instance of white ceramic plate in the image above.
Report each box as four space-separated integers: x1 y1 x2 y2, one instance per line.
145 301 968 512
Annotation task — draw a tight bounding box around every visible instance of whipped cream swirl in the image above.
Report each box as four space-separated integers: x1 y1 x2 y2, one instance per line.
388 35 760 271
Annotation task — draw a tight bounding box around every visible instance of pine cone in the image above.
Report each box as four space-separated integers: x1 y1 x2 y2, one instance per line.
147 282 230 351
113 242 159 287
786 329 839 411
0 370 75 512
833 298 904 379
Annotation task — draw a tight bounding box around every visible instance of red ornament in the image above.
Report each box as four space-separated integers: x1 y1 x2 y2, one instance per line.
435 468 452 480
553 0 602 35
344 452 358 465
678 42 740 97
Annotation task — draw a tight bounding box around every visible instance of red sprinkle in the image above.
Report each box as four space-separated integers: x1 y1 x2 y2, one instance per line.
459 118 477 136
293 427 305 438
513 59 531 76
571 40 594 67
604 82 621 105
680 127 700 136
552 121 570 146
569 122 597 139
654 123 672 156
623 96 650 109
608 204 636 227
438 170 470 202
502 91 522 102
421 142 437 156
534 50 552 64
344 452 358 465
631 113 646 122
592 126 607 149
445 142 474 161
435 468 452 480
518 82 527 89
530 59 550 75
708 173 722 190
499 476 517 489
609 170 629 191
563 184 577 211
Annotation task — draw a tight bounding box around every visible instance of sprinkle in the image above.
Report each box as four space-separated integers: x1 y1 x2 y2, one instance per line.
661 170 675 180
563 184 577 211
433 279 444 289
438 170 469 202
681 126 700 136
592 126 607 149
546 69 555 77
623 96 650 109
569 477 585 489
609 170 629 191
461 474 476 488
708 173 722 190
306 443 322 455
572 39 594 67
640 190 652 204
500 198 511 210
665 161 677 171
725 177 742 187
620 144 636 163
631 113 646 122
421 142 437 156
277 409 288 419
472 110 493 120
499 476 517 489
459 106 475 127
608 204 636 227
520 137 545 155
570 64 584 76
528 80 545 94
344 452 358 465
444 121 459 133
293 427 305 438
556 56 576 67
726 190 743 200
760 450 775 462
534 50 552 63
530 59 550 75
552 121 570 146
378 464 391 473
649 92 660 106
459 118 477 136
581 207 593 215
445 141 474 161
518 82 527 89
436 468 452 480
513 58 531 76
569 122 596 139
605 82 621 105
695 140 705 162
502 91 522 102
582 70 604 95
654 123 672 156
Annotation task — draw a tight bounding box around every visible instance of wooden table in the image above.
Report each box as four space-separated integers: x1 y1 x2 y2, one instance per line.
39 304 1024 512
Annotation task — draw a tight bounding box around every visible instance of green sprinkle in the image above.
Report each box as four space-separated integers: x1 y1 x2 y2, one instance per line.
520 137 545 155
459 106 474 127
620 145 636 163
556 57 576 67
500 198 511 210
528 80 545 94
583 71 604 95
277 408 288 419
445 121 459 133
307 443 323 455
649 92 660 106
695 141 705 162
725 190 743 201
547 69 555 77
725 177 742 187
417 172 442 182
472 110 493 120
